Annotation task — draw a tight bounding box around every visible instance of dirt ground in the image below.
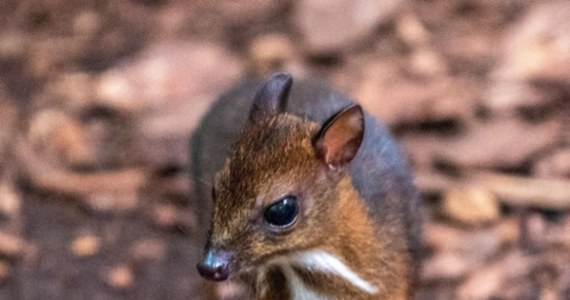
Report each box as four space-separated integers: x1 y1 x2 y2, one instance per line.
0 0 569 299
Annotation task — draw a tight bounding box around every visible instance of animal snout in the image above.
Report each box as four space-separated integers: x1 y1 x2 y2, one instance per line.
196 248 233 281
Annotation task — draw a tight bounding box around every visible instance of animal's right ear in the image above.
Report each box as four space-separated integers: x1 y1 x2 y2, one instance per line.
314 105 364 170
249 72 293 123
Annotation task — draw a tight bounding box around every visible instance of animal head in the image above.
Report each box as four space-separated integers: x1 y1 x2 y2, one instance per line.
197 73 365 281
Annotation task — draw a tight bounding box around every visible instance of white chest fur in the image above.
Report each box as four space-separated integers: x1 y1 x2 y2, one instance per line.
281 264 328 300
261 250 378 300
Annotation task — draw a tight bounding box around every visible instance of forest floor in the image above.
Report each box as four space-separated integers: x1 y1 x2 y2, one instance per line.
0 0 569 299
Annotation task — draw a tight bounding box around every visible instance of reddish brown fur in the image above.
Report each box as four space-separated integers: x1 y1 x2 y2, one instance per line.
208 112 412 299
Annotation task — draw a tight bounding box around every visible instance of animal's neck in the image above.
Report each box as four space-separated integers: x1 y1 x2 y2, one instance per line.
254 178 405 300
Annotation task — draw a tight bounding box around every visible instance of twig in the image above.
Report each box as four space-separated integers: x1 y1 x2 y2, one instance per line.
15 136 147 197
415 170 570 210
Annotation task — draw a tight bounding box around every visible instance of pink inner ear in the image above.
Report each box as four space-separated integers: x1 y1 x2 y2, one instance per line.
324 125 357 163
317 105 364 168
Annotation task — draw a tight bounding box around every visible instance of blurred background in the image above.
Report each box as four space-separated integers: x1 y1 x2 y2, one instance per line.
0 0 569 299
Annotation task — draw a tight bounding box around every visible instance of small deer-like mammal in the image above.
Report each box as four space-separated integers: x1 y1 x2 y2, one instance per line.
192 73 423 299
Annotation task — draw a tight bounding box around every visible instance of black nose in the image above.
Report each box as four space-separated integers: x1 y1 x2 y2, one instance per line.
196 249 232 281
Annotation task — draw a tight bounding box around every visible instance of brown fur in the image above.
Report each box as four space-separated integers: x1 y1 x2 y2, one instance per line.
208 114 410 299
193 73 423 300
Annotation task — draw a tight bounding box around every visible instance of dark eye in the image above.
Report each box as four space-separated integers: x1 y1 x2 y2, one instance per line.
264 196 298 228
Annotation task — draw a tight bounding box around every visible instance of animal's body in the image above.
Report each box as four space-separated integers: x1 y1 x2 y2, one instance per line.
190 73 423 300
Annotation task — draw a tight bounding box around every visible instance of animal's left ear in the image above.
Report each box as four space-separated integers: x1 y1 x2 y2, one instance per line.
249 72 293 123
314 105 364 170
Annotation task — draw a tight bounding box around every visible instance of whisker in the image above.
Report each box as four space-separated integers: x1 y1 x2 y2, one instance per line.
189 176 213 189
220 282 226 300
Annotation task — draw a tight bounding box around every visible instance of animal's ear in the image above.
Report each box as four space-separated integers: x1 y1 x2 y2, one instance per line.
315 105 364 170
249 72 293 123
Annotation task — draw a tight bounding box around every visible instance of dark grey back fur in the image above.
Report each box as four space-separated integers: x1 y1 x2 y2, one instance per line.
190 76 423 265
